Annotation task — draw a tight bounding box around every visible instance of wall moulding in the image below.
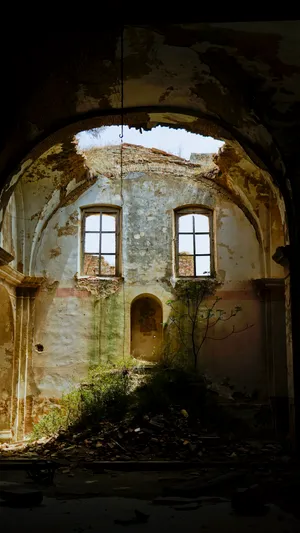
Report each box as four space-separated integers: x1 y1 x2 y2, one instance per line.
0 246 14 266
0 264 44 288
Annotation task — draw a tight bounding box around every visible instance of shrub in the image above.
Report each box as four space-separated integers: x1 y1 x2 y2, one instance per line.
31 360 132 440
31 354 243 441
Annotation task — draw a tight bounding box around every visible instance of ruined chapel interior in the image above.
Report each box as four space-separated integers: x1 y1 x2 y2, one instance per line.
0 133 289 441
0 24 298 439
3 21 300 531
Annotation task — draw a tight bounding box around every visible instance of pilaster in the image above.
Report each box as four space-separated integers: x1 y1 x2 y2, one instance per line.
254 278 288 437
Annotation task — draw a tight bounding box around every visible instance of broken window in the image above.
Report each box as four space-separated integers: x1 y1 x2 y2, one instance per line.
81 207 120 276
176 208 213 277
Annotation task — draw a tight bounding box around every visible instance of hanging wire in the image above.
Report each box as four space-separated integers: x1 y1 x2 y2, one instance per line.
119 24 126 362
119 23 124 207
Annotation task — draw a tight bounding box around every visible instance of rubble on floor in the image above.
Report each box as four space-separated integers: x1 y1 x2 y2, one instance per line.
0 407 289 466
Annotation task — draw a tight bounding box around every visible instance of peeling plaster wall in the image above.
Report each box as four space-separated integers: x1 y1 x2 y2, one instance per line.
22 144 286 414
33 289 92 416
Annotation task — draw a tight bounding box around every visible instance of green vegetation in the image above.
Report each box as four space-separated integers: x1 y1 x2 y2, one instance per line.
31 283 252 441
31 349 251 442
31 353 213 440
31 358 133 440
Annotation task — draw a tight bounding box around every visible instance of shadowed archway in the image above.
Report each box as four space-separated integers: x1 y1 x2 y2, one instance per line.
131 294 163 361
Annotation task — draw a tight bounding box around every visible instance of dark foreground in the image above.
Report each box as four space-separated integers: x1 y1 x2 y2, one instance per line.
1 452 300 533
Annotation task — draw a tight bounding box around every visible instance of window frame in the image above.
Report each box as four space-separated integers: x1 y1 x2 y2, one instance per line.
175 207 214 278
80 206 121 278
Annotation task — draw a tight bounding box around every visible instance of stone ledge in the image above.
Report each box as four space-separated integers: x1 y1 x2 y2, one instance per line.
0 265 24 286
0 265 44 288
21 276 45 288
0 430 12 442
74 274 124 298
0 246 14 266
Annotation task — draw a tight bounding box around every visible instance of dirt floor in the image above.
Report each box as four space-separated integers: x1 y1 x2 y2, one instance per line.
1 390 297 531
1 457 300 532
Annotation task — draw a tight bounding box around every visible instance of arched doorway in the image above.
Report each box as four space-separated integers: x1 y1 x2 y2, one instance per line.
131 295 163 361
0 286 14 433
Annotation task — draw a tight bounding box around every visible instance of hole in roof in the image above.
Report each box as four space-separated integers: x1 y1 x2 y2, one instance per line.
76 125 224 160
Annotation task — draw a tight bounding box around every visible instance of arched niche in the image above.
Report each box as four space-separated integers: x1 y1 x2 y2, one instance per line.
131 294 163 361
0 285 14 431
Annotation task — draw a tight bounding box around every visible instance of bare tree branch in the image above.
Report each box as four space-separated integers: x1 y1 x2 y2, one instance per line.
166 281 252 370
196 297 220 359
206 323 254 341
169 318 189 351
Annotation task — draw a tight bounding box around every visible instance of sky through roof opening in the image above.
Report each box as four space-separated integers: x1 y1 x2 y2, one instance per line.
76 126 224 160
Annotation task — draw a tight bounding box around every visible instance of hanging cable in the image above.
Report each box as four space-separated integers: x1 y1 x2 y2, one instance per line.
119 23 124 207
119 24 126 362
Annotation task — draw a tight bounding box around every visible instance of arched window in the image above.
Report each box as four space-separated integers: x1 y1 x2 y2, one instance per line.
175 207 213 277
81 206 121 277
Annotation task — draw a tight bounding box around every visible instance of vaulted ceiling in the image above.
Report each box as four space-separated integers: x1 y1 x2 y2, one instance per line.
1 23 300 219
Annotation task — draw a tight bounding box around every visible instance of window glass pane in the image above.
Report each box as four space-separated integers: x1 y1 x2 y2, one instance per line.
101 255 116 276
101 233 116 253
178 255 194 277
196 256 210 276
178 214 193 232
85 233 100 253
195 234 210 254
83 254 99 276
85 214 100 231
194 214 209 232
179 234 193 254
102 213 116 231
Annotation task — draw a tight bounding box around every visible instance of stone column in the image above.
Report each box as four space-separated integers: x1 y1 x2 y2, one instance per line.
13 286 37 440
255 278 288 437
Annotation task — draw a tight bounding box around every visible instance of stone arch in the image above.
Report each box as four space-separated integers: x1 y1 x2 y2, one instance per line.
131 294 163 361
0 285 14 433
0 25 298 444
0 106 285 232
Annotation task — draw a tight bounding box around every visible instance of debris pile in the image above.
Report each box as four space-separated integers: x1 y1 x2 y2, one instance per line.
0 407 288 465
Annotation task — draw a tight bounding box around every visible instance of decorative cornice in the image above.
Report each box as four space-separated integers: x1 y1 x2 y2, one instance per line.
0 265 24 286
0 246 14 266
21 276 45 288
0 265 45 288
